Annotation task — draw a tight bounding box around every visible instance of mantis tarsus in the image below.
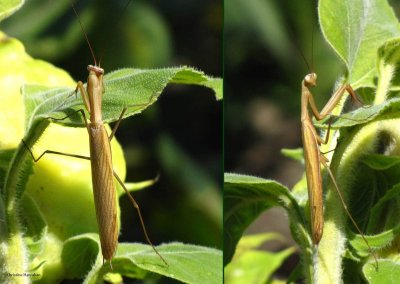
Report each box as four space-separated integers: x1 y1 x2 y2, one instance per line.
23 2 168 266
301 72 377 265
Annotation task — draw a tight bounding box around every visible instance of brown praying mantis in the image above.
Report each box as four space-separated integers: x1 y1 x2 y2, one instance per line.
301 72 377 265
22 2 168 266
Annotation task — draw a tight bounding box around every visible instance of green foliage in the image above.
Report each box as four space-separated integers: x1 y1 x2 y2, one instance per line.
224 0 400 283
281 148 304 162
62 238 223 284
224 233 295 284
362 260 400 283
224 173 308 266
320 0 400 87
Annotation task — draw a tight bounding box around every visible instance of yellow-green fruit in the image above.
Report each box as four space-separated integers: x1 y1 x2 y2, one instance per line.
0 31 75 148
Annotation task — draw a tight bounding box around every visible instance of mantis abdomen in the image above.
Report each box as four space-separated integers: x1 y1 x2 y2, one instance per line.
89 123 118 260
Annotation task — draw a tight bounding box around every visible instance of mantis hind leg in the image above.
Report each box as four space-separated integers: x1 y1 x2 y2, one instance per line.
113 171 168 266
22 140 90 162
22 108 90 162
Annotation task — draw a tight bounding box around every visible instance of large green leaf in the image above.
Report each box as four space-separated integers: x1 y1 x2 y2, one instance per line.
313 98 400 128
363 154 400 170
225 233 295 284
223 173 308 267
319 0 400 87
61 236 223 284
23 67 222 131
363 260 400 284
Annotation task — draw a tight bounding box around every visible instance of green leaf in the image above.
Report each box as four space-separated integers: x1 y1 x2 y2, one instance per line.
319 0 400 87
23 67 222 131
62 234 100 279
313 98 400 128
225 248 294 284
225 233 295 284
123 177 159 194
82 241 222 284
281 148 304 162
234 233 284 249
378 38 400 91
367 183 400 235
223 173 308 267
349 226 400 256
362 154 400 170
0 0 24 21
363 260 400 284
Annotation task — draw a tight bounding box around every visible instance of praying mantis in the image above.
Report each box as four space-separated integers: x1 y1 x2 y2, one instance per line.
301 72 377 264
22 2 168 266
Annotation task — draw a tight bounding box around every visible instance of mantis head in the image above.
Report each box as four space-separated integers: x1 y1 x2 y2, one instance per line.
304 73 317 87
87 65 104 76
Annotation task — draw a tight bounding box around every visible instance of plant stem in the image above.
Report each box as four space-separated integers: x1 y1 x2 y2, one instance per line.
2 120 49 283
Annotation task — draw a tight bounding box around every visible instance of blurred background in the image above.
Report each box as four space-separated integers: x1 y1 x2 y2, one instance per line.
225 0 400 279
2 0 222 280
